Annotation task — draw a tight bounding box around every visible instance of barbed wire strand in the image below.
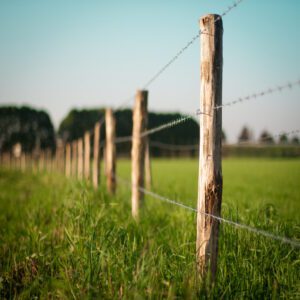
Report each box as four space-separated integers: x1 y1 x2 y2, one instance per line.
142 0 244 89
114 115 194 144
115 174 300 249
214 79 300 110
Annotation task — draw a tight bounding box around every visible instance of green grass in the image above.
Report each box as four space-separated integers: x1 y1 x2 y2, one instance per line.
0 158 299 299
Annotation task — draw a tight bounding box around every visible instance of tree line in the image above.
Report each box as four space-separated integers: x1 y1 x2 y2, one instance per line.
0 106 55 154
237 126 299 145
0 106 299 156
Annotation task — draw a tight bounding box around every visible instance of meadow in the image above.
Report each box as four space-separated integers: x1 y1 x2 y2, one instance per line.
0 158 299 299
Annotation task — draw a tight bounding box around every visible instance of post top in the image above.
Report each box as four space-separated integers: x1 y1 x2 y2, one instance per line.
199 14 222 29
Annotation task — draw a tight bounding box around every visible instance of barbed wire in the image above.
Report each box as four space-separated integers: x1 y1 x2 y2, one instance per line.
115 174 300 249
71 0 246 142
219 0 244 18
141 116 192 137
114 115 194 145
142 0 244 89
88 78 300 143
213 79 300 111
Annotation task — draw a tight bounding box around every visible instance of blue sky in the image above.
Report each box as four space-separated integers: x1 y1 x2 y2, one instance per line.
0 0 299 142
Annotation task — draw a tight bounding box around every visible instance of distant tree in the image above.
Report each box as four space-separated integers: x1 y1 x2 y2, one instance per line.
291 136 299 145
238 126 251 143
0 106 55 153
259 130 274 144
278 133 288 144
58 108 105 142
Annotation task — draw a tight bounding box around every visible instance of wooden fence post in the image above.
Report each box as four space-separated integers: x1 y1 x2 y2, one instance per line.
65 143 71 177
71 141 77 178
77 138 83 180
145 138 152 189
84 131 91 181
105 109 116 194
39 151 45 172
93 122 101 189
55 141 64 173
131 90 148 219
196 14 223 281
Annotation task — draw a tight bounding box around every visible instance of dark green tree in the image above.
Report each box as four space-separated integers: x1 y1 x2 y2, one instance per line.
0 106 56 153
278 133 288 144
259 130 274 144
238 126 252 143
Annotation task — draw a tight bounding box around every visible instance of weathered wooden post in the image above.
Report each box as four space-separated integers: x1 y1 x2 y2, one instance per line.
145 138 152 189
105 109 116 194
131 90 148 219
55 141 64 173
45 149 52 173
84 131 91 181
196 14 223 281
71 141 77 178
77 138 83 180
65 143 71 178
93 122 101 189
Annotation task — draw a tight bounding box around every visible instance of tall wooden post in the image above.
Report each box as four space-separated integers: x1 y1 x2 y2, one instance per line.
196 14 223 281
105 109 116 194
77 138 83 180
84 131 91 181
65 143 71 177
93 122 101 189
71 141 77 178
131 90 148 219
145 138 152 189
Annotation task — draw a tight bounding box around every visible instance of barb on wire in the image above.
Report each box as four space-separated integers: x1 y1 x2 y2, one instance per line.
214 79 300 110
220 0 244 18
115 174 300 249
141 116 192 138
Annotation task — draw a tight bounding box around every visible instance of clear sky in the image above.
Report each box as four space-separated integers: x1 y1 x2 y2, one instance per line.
0 0 299 142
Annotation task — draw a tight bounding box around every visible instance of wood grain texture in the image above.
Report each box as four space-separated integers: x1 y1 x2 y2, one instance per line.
196 14 223 281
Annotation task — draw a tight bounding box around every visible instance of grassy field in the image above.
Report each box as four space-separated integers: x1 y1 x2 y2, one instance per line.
0 158 299 299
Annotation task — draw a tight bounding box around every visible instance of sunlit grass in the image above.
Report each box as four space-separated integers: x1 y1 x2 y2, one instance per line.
0 158 299 298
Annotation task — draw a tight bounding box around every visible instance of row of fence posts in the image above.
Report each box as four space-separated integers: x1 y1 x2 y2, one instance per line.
0 14 222 282
0 103 152 196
